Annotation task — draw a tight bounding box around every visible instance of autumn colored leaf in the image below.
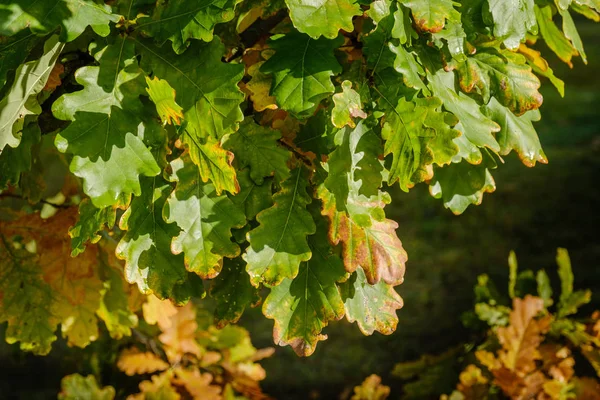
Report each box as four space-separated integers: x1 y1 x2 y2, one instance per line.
145 76 184 125
331 81 367 128
400 0 458 33
117 348 169 376
351 374 390 400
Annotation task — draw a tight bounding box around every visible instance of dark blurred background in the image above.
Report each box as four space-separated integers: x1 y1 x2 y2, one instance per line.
1 21 599 400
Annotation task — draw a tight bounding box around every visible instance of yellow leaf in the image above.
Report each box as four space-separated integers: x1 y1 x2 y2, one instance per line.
173 367 221 400
158 302 202 363
143 294 177 329
351 374 390 400
128 371 180 400
245 62 278 112
117 347 169 376
146 76 184 125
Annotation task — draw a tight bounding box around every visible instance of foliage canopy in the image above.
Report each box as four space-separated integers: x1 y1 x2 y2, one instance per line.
0 0 597 371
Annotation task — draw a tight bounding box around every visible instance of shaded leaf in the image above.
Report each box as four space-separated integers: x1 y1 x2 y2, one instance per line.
223 119 291 184
262 214 346 356
116 177 191 300
139 0 242 54
69 199 116 257
210 258 261 328
244 167 316 287
261 31 343 117
58 374 115 400
0 0 117 42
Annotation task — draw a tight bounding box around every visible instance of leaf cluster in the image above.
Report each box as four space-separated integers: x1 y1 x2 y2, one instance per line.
0 0 597 360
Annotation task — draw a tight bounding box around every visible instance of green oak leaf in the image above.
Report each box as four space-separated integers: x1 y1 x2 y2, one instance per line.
454 48 543 116
0 0 118 42
138 0 242 54
382 97 459 191
69 199 117 257
116 177 192 300
263 213 346 356
429 69 500 152
388 43 430 94
340 268 403 335
556 248 592 318
362 14 396 74
483 97 546 167
295 108 338 158
0 30 39 88
368 0 392 24
325 119 384 216
55 108 161 208
432 19 466 59
230 169 274 220
58 374 115 400
0 118 39 190
487 0 536 49
223 119 291 184
285 0 361 39
0 35 63 151
535 5 578 66
244 167 316 287
52 38 146 120
382 96 433 192
163 154 246 279
331 81 367 128
210 257 260 328
559 8 587 64
97 261 138 340
261 31 343 117
400 0 458 33
452 124 483 164
429 155 497 214
137 37 244 141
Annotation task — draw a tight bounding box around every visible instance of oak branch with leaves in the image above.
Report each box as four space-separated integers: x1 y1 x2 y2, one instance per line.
0 0 596 361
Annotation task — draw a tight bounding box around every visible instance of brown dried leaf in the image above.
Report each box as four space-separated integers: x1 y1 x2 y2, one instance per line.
496 295 552 374
43 62 64 91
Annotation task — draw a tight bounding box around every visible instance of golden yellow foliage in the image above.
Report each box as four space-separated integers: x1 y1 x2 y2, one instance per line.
350 374 390 400
117 348 169 376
